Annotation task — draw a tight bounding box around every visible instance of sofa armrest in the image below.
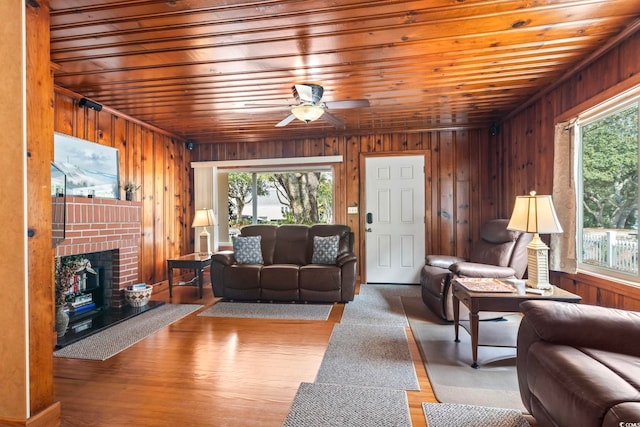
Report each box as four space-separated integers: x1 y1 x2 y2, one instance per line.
519 300 640 357
211 251 235 266
336 252 357 267
426 255 467 269
449 261 516 278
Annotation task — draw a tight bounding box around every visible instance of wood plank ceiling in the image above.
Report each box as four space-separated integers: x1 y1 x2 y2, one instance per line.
50 0 640 144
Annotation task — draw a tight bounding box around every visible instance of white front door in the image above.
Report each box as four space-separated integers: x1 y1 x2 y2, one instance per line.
365 155 425 284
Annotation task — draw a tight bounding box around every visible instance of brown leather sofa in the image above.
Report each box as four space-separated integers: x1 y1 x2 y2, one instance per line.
518 300 640 427
420 219 532 320
210 224 357 302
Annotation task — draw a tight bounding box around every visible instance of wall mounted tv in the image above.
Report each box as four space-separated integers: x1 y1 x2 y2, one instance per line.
53 133 120 199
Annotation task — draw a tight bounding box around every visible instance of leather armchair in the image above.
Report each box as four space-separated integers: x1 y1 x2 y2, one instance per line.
420 219 532 320
518 301 640 427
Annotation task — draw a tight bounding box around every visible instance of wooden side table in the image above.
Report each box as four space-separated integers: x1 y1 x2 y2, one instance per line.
452 278 581 368
167 253 213 298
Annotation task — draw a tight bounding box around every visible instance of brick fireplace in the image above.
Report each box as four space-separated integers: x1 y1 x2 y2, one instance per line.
55 196 142 307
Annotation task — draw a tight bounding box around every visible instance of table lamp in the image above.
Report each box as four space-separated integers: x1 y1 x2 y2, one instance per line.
192 208 215 255
507 191 563 289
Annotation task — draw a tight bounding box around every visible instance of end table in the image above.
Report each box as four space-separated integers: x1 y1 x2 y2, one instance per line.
167 253 213 298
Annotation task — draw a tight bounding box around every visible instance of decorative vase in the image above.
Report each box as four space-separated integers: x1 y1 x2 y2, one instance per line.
126 191 134 201
55 305 69 337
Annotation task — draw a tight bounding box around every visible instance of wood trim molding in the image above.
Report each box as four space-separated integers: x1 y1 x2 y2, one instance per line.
191 155 343 169
0 402 60 427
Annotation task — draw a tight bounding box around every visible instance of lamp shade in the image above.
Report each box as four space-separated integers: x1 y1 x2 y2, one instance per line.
507 191 563 234
192 208 215 228
291 104 325 123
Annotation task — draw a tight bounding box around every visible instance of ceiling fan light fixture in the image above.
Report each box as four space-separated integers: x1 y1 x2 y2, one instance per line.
291 104 325 123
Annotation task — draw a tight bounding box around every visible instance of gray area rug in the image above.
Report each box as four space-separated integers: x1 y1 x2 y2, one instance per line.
315 323 420 390
402 296 527 412
423 403 530 427
198 302 332 320
53 304 202 360
340 284 421 326
282 382 411 427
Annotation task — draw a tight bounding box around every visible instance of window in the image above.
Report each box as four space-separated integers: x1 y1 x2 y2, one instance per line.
224 169 334 240
577 98 640 280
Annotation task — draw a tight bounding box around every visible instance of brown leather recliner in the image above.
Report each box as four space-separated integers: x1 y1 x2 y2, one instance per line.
420 219 532 320
518 300 640 427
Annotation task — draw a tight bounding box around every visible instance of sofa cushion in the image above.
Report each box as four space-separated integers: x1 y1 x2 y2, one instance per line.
223 264 262 299
261 265 299 290
274 225 309 265
300 264 342 301
240 225 276 264
261 265 300 300
232 236 264 264
309 224 352 255
311 234 340 264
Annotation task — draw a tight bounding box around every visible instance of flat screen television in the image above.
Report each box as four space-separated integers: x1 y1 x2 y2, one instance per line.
51 162 66 247
53 132 120 199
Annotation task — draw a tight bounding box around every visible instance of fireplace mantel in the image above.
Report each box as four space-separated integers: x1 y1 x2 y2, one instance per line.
55 196 142 306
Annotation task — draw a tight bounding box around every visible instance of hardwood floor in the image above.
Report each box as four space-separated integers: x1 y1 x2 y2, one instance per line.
53 284 534 426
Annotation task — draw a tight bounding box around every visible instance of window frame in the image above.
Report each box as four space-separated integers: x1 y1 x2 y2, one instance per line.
191 156 343 248
222 167 335 230
575 95 640 283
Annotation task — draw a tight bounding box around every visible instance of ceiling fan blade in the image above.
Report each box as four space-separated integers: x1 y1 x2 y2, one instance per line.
244 103 291 108
324 99 370 109
321 111 346 129
275 113 297 127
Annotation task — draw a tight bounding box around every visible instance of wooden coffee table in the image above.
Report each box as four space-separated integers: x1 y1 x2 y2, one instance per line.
452 278 581 368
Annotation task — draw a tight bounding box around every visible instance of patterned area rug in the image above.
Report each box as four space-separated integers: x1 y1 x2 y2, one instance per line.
340 284 420 327
282 284 420 426
423 403 530 427
315 323 420 390
283 382 411 427
53 304 202 360
197 301 332 320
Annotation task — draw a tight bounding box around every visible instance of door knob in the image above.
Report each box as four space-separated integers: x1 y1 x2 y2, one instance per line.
365 228 372 232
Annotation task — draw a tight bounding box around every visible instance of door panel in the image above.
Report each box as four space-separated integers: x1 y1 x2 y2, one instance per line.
365 155 425 284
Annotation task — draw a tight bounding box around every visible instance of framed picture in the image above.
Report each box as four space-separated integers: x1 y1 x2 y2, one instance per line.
53 132 120 199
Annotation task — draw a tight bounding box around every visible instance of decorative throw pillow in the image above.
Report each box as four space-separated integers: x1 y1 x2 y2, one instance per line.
312 235 340 264
232 236 263 264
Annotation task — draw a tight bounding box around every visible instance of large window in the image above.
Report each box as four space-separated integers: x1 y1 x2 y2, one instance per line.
577 99 640 280
224 169 333 240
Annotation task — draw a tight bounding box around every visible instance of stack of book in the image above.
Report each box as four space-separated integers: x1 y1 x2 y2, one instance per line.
65 293 95 315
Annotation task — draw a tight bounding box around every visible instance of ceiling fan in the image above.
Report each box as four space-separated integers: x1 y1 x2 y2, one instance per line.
272 83 370 128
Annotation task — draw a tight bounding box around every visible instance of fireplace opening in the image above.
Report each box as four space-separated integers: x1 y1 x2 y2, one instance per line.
56 248 163 348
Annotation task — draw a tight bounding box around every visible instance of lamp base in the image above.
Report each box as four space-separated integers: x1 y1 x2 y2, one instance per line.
199 230 211 256
525 234 553 290
525 279 553 290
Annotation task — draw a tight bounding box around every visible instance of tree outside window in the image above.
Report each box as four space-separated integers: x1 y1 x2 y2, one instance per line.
226 170 333 238
579 103 639 276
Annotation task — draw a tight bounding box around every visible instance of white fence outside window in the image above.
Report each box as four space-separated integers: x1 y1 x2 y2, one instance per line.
582 229 639 274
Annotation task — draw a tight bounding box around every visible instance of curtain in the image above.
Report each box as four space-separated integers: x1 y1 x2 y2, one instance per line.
550 121 577 273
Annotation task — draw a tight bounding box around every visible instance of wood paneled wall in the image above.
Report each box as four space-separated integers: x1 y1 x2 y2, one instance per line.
53 88 193 288
497 31 640 309
192 129 500 282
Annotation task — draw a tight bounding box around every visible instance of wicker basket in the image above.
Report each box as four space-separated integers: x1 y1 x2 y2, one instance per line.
124 285 153 307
